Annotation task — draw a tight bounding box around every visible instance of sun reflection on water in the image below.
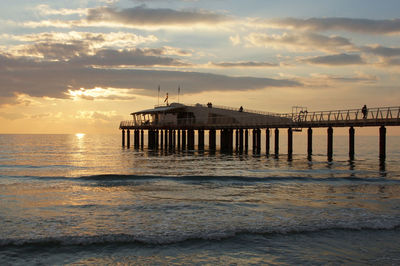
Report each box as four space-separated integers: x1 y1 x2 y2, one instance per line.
75 133 85 139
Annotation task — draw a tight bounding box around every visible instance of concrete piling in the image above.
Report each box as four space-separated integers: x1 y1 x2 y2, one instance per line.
349 126 355 160
379 126 386 160
327 127 333 161
274 128 279 156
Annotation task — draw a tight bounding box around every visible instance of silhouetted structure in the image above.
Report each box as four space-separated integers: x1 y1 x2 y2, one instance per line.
120 103 400 160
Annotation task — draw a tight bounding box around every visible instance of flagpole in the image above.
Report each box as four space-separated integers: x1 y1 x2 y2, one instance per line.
178 85 180 103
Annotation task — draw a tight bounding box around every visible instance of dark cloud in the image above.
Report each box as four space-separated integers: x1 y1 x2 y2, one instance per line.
69 49 188 66
272 17 400 34
0 53 301 101
25 42 89 59
384 57 400 65
87 5 228 26
303 53 365 65
361 45 400 57
246 32 353 52
212 61 279 67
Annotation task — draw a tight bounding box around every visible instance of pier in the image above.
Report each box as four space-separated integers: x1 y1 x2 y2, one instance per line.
119 103 400 160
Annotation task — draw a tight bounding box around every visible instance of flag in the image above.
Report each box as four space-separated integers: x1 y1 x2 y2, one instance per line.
178 85 180 94
158 85 160 93
164 93 168 102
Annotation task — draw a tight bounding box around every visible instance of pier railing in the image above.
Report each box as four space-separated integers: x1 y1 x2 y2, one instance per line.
120 106 400 129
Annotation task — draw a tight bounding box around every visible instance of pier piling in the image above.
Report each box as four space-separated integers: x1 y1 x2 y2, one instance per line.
198 130 205 150
266 128 270 155
209 129 216 150
288 127 293 157
126 129 130 148
379 126 386 160
327 127 333 161
274 128 279 156
307 127 312 157
244 129 248 153
188 129 195 150
122 129 125 147
349 127 355 160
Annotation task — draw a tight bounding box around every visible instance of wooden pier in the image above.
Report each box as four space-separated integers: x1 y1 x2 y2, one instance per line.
119 103 400 160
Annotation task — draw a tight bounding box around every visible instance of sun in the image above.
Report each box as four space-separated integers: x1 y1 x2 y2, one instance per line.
75 133 85 139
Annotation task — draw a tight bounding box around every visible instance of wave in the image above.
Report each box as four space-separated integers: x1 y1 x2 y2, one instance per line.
4 173 399 184
2 223 400 248
78 174 400 184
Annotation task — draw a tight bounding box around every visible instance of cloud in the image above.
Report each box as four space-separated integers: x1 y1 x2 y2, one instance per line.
211 61 278 68
2 31 158 58
310 72 378 83
361 45 400 57
302 53 365 65
384 57 400 66
86 5 228 26
68 48 189 67
0 112 26 120
35 4 87 16
75 110 123 121
229 34 240 46
245 32 354 52
267 17 400 35
0 53 301 102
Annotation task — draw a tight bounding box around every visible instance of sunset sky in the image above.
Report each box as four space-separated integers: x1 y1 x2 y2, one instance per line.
1 0 400 134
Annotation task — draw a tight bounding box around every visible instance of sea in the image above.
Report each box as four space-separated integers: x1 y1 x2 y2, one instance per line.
1 133 400 265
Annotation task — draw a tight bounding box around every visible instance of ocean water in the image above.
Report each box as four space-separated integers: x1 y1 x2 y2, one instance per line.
1 133 400 265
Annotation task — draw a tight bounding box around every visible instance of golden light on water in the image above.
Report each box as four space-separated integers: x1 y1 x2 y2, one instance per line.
75 133 85 139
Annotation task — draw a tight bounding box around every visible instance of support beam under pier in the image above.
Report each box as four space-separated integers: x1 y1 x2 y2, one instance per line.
380 126 386 160
349 126 355 160
122 129 125 147
209 129 216 151
307 127 312 158
274 128 279 156
126 129 130 148
265 128 270 155
182 130 187 150
288 127 293 157
188 129 195 150
198 130 205 150
245 129 248 153
327 127 333 161
177 130 181 150
140 130 144 149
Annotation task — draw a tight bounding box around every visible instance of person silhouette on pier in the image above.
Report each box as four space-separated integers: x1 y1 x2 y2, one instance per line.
362 105 368 119
239 106 243 112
